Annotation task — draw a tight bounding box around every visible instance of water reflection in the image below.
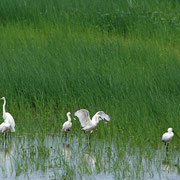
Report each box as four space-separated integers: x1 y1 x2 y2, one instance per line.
63 143 72 163
0 138 14 160
161 153 179 175
0 135 179 180
83 152 96 170
82 142 96 170
0 137 15 178
162 159 172 172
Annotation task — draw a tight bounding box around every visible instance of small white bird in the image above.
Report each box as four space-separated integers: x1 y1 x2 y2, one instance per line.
0 97 15 133
162 128 174 150
74 109 111 134
62 112 73 132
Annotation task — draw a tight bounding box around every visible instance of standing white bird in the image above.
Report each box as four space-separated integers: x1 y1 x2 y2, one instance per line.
62 112 73 132
162 128 174 150
74 109 111 134
0 97 15 133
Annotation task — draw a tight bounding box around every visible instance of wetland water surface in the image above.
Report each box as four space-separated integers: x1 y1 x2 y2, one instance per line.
0 134 179 180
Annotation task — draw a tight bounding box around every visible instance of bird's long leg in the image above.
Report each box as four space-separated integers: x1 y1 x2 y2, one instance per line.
87 134 90 146
1 133 4 142
87 131 93 145
88 133 91 142
5 132 7 140
84 132 92 150
7 132 9 141
1 133 6 144
63 132 68 140
9 131 11 139
166 143 169 152
166 148 169 158
84 135 91 150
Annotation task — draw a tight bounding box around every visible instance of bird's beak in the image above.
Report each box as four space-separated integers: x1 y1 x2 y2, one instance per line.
104 116 111 123
173 130 180 139
0 98 2 100
70 113 76 120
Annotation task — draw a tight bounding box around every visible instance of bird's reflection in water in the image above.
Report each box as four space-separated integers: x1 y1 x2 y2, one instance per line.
162 158 171 172
162 153 177 173
63 143 72 163
83 142 96 170
83 152 96 170
0 137 15 175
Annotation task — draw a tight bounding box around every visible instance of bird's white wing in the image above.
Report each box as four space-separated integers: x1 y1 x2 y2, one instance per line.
94 111 111 121
0 122 5 132
0 122 10 133
162 132 170 142
74 109 91 127
5 112 15 128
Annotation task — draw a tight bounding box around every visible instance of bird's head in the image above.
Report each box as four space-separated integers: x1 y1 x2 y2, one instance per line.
168 128 173 132
98 115 111 124
98 115 103 121
67 112 71 116
0 97 5 100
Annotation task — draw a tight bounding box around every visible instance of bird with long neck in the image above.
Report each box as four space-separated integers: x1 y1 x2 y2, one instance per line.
162 127 180 152
62 112 74 132
2 97 6 120
0 97 15 133
75 109 111 133
74 109 111 144
162 128 174 151
74 109 111 143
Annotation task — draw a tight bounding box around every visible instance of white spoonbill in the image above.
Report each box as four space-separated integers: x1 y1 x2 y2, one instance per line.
162 128 174 150
62 112 73 132
74 109 111 134
0 97 15 133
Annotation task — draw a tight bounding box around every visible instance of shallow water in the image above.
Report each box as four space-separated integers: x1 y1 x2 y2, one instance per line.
0 134 179 180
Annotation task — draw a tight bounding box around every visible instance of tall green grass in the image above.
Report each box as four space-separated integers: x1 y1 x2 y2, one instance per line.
0 0 179 144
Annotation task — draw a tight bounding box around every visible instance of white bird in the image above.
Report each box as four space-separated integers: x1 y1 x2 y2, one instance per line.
0 97 15 133
62 112 73 132
74 109 111 134
0 120 11 133
162 128 174 150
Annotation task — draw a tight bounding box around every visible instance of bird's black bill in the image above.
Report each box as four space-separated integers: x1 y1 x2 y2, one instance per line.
173 130 180 139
